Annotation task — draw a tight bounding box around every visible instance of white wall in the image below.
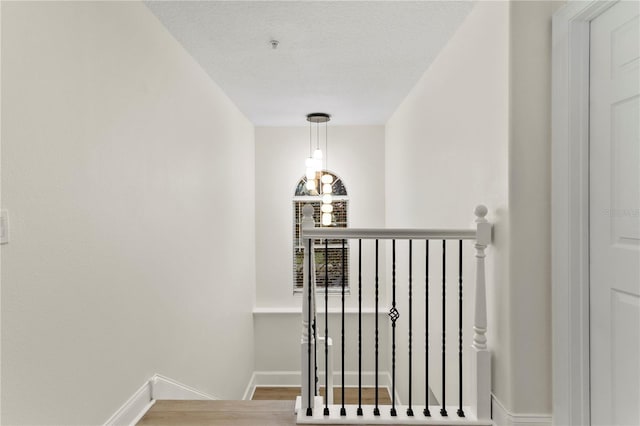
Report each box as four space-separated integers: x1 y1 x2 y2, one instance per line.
385 0 509 410
507 0 562 416
386 0 563 418
254 126 389 380
1 2 255 424
0 0 563 421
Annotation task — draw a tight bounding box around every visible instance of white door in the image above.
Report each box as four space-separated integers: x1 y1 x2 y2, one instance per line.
590 1 640 425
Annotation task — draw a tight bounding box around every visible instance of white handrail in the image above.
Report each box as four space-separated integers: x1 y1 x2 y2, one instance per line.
299 204 493 423
302 228 476 240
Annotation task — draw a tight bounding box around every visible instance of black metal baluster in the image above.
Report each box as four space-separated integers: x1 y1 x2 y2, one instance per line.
457 240 465 418
314 318 317 398
341 239 346 416
313 241 318 399
307 239 312 416
390 240 399 417
374 239 380 416
324 238 329 416
407 240 414 416
357 239 363 416
424 240 431 417
314 317 318 398
441 240 447 417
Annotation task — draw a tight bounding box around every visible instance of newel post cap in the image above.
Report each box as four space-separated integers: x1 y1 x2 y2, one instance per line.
474 204 488 221
474 205 491 245
302 204 314 219
301 204 316 235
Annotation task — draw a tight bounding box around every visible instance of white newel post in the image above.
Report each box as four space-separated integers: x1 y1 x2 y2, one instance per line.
301 204 316 415
471 205 492 420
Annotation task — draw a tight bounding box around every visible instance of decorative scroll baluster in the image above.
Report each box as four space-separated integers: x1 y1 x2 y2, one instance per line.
357 239 363 416
390 239 399 417
374 239 380 417
471 205 492 420
441 240 448 417
458 240 465 418
340 239 346 416
424 239 431 417
324 238 329 416
407 240 414 416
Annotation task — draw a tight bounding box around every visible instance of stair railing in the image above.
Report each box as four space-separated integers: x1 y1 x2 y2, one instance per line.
298 205 492 424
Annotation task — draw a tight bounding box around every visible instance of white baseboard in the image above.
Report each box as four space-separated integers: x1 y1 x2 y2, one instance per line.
491 395 551 426
243 370 400 405
104 380 155 426
104 374 217 426
242 371 258 401
151 374 218 400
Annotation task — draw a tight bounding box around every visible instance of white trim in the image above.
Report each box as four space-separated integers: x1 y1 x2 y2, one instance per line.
491 395 552 426
253 307 390 315
151 374 218 400
551 1 617 425
302 227 476 240
297 400 491 425
104 374 217 425
104 380 155 426
242 371 258 401
293 196 350 202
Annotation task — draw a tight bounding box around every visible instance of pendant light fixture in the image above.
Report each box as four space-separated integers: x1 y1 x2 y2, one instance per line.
305 113 333 226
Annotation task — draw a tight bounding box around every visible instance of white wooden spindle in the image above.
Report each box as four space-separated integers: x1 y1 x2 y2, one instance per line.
301 204 317 415
470 205 492 420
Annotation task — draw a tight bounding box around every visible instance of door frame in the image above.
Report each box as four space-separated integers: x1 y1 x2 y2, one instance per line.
551 1 617 425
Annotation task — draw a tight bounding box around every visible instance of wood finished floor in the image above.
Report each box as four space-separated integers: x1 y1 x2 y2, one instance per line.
137 387 392 425
252 386 392 405
137 400 296 426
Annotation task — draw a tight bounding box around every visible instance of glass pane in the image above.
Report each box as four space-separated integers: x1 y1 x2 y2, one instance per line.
293 245 350 291
332 178 347 196
315 246 349 289
294 171 347 196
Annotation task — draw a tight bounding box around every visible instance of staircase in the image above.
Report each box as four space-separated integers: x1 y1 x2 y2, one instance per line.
136 205 494 426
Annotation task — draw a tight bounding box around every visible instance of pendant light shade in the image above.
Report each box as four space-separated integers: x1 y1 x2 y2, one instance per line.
306 179 316 191
313 152 323 171
306 168 316 180
305 157 315 171
321 174 334 184
321 204 333 213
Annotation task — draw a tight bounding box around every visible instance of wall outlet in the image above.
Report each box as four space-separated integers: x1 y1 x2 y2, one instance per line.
1 210 9 244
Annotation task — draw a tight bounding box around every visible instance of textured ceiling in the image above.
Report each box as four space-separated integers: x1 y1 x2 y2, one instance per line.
145 1 475 126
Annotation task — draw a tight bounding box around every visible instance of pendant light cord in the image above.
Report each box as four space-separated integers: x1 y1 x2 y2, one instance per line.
309 121 312 157
325 121 328 172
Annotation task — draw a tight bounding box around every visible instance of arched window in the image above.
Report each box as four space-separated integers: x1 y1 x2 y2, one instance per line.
293 171 349 292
